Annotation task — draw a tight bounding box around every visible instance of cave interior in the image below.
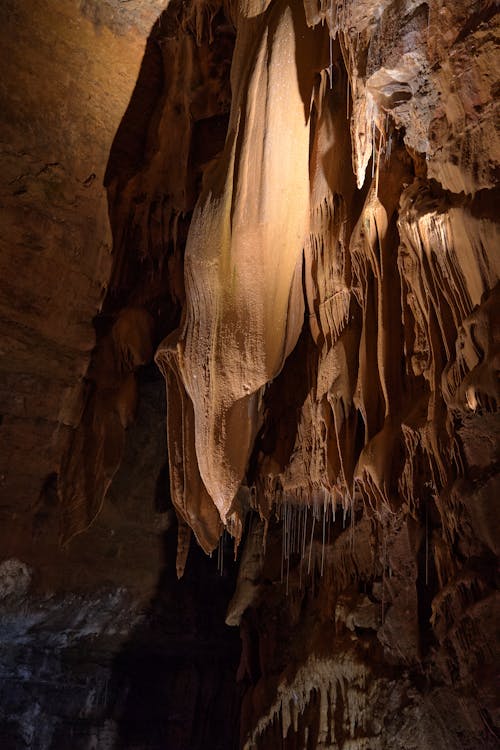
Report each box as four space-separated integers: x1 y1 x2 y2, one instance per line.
0 1 499 749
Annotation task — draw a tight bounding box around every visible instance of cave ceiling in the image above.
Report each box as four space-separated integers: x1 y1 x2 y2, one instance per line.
0 0 499 748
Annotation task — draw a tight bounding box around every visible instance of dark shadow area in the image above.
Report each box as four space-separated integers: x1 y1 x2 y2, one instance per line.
104 364 241 748
96 4 242 746
248 315 317 483
100 0 234 323
416 495 438 657
109 526 242 750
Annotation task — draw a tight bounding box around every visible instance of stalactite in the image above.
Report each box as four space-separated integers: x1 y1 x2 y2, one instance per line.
115 2 498 742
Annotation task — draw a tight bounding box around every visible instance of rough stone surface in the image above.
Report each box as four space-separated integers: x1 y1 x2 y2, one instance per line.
0 0 163 537
0 1 498 748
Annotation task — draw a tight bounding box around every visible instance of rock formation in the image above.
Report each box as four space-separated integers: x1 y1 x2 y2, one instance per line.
0 0 498 748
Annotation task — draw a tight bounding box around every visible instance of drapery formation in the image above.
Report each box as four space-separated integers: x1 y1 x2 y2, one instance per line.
153 0 499 575
156 0 318 555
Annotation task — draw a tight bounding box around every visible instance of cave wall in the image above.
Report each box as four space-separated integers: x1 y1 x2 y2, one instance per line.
0 8 172 734
0 3 244 748
0 0 167 567
0 0 499 749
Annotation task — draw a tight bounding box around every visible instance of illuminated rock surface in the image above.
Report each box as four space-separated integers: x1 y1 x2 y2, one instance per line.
0 0 498 748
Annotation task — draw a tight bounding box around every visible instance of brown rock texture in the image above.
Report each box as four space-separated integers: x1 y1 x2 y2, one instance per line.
149 0 499 746
0 0 498 748
0 0 166 550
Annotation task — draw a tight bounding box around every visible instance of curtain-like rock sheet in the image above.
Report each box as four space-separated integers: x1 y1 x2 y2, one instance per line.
156 0 318 537
154 0 499 572
34 0 497 745
232 4 499 747
60 307 154 542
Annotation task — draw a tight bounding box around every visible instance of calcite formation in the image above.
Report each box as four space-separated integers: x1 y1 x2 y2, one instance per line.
1 0 498 747
156 0 319 554
149 0 499 572
152 0 498 746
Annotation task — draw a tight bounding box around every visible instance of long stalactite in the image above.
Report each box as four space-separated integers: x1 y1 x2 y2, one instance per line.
52 0 499 746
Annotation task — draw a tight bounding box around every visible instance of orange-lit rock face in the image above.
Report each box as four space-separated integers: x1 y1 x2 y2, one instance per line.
156 0 320 549
146 1 498 745
153 0 498 560
0 0 165 546
1 0 498 747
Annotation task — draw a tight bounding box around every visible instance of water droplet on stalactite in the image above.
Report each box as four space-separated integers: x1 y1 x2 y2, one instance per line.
300 504 308 590
350 498 355 552
425 500 429 586
308 510 316 575
329 33 333 90
371 119 376 179
381 522 387 624
281 504 285 585
286 539 290 597
375 126 382 197
321 500 326 577
218 531 225 576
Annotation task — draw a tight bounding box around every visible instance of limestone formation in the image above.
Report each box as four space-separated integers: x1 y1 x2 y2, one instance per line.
0 0 498 748
152 1 499 746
